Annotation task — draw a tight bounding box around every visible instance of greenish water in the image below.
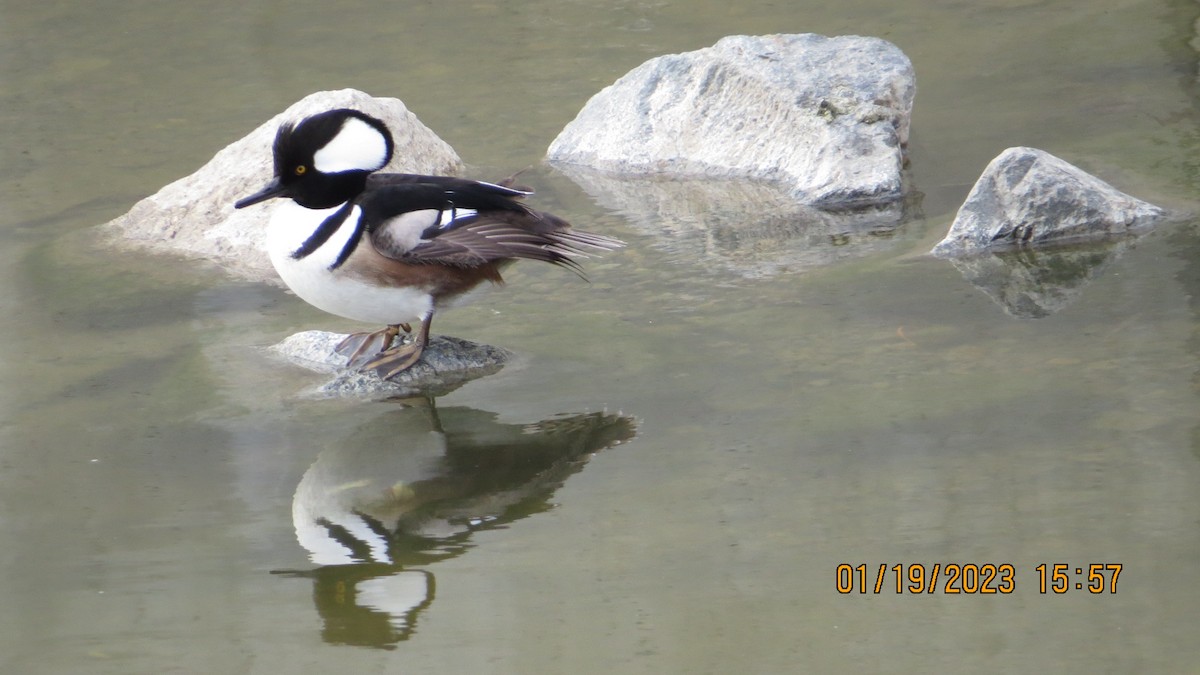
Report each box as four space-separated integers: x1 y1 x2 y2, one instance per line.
3 1 1200 672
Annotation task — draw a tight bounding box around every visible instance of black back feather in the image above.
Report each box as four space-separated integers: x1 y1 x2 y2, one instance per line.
356 174 622 275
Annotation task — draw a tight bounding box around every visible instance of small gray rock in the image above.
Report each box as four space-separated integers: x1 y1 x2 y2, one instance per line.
270 330 511 398
933 147 1166 257
100 89 462 282
547 34 915 207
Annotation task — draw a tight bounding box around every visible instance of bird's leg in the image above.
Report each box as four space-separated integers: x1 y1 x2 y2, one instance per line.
363 314 433 380
335 324 402 369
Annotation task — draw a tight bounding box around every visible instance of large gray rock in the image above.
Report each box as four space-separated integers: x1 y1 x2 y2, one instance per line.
547 34 915 207
271 330 511 398
100 89 462 282
933 147 1166 257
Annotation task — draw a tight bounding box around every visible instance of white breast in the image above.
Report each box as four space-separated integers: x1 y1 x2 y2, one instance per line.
265 201 433 325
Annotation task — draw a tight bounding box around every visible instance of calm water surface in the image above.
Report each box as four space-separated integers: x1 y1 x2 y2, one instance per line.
3 0 1200 672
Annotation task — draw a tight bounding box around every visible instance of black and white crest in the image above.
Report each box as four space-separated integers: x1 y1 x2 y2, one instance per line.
274 108 395 177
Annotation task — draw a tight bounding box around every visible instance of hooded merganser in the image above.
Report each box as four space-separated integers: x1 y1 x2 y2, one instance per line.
234 108 623 380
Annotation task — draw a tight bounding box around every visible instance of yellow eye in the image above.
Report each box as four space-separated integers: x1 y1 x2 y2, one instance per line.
294 165 307 176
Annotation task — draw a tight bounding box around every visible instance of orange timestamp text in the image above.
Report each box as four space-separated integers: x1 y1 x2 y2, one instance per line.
835 563 1122 594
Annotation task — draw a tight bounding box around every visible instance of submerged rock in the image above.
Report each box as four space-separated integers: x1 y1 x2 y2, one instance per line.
932 147 1166 257
100 88 462 282
271 330 511 398
547 33 915 208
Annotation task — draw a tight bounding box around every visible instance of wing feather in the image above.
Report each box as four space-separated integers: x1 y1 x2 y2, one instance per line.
357 173 624 274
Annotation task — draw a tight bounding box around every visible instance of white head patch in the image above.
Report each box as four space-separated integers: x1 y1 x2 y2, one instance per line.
313 117 390 173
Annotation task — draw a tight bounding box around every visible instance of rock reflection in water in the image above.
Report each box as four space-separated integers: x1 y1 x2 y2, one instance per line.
552 163 917 278
274 401 637 649
945 237 1136 318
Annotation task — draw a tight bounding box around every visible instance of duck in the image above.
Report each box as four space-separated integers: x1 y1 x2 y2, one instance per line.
234 108 623 380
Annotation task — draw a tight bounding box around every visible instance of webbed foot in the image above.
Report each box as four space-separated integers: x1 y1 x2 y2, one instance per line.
360 317 432 381
335 325 402 369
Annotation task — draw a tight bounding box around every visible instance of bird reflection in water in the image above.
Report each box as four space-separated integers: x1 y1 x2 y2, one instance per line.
273 399 637 649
